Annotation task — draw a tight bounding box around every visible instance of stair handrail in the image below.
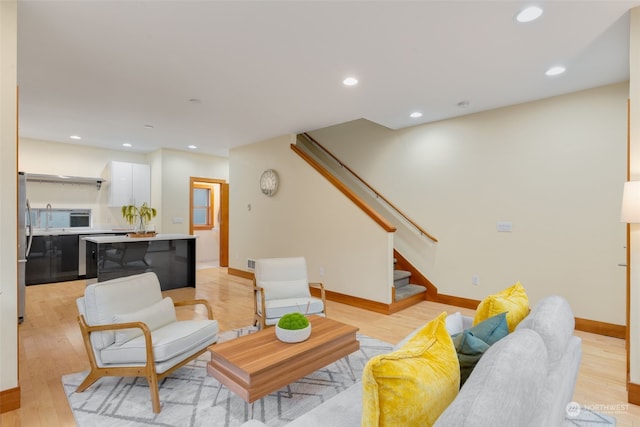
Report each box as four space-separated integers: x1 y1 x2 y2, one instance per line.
301 132 438 243
291 143 396 232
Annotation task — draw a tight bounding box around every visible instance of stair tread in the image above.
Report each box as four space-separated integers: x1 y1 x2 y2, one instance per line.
393 270 411 280
394 284 426 301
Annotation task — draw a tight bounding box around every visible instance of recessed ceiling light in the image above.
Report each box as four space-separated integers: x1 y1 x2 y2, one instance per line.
545 66 566 76
410 112 423 118
516 6 543 23
70 135 81 140
122 143 132 148
188 145 197 149
343 77 358 86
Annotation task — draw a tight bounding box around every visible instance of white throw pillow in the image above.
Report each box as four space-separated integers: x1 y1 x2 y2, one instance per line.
113 297 177 345
445 311 464 335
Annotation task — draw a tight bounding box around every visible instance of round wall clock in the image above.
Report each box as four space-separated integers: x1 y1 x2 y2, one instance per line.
260 169 279 197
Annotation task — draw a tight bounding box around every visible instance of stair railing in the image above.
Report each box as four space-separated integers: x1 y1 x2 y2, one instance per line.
300 133 438 243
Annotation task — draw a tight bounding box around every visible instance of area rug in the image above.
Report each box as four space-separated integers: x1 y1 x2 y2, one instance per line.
61 327 393 426
62 327 617 427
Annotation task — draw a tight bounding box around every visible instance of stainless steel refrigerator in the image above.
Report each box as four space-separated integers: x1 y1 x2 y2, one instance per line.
18 172 33 323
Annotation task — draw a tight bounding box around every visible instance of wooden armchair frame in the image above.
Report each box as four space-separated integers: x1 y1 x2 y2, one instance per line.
76 298 213 413
252 279 327 329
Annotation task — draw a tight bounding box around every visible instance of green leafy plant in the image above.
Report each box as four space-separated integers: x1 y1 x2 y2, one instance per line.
277 312 310 330
121 202 157 233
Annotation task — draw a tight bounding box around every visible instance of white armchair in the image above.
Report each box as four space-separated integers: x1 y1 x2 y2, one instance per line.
253 257 327 329
76 272 218 413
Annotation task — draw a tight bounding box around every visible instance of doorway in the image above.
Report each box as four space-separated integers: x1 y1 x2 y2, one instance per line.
189 177 229 268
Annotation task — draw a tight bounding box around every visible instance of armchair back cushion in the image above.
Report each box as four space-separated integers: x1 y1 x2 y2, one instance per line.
255 257 311 300
80 272 164 350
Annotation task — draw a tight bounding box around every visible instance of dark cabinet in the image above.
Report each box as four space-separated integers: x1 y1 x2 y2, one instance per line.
59 235 79 275
26 235 79 285
25 236 50 285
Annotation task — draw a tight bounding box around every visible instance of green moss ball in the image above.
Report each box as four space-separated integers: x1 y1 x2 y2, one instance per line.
277 312 310 330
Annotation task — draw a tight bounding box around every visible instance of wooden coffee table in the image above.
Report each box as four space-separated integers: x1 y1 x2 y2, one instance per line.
206 316 359 406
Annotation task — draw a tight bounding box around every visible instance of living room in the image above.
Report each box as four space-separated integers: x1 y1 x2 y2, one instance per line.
3 1 640 425
6 78 636 426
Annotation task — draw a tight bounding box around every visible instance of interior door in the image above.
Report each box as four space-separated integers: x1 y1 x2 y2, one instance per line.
189 177 228 268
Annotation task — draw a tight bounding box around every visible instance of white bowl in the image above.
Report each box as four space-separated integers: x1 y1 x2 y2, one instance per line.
276 324 311 343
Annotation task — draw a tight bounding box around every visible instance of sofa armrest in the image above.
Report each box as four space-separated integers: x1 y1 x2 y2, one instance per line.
285 382 363 426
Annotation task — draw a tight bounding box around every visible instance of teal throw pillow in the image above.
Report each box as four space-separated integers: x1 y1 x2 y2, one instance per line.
452 312 510 387
451 331 490 386
467 312 509 345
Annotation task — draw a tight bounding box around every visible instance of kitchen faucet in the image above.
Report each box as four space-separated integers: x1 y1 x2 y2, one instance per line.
45 203 52 230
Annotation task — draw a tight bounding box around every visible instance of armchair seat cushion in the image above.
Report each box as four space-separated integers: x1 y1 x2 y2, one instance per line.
101 319 218 364
260 297 324 324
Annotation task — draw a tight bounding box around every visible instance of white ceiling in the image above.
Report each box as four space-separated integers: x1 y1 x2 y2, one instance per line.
17 0 640 157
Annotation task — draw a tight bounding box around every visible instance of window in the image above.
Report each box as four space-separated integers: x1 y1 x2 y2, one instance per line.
192 184 214 230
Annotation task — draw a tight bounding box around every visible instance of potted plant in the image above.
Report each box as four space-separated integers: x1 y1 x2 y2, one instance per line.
275 312 311 343
121 202 157 237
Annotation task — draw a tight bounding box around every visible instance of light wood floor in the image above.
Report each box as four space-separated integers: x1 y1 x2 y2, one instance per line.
2 267 639 426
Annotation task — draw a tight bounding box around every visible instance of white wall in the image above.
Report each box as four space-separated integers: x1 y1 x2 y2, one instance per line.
309 82 628 325
0 0 17 397
155 148 228 234
20 138 149 229
18 140 229 233
229 135 394 303
195 228 219 265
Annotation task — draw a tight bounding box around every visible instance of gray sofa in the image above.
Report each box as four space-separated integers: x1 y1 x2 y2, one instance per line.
244 295 582 427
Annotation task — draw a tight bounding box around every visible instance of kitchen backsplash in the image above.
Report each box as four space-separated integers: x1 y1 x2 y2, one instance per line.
30 208 91 229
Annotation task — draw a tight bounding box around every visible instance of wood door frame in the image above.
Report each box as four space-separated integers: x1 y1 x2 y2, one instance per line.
189 177 229 267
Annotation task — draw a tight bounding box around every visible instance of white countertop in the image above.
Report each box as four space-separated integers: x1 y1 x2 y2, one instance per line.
31 228 133 236
83 233 196 243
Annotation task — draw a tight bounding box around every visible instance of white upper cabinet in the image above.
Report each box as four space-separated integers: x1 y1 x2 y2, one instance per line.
108 161 151 207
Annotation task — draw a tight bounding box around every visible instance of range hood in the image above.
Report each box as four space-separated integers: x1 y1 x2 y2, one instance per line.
26 173 105 189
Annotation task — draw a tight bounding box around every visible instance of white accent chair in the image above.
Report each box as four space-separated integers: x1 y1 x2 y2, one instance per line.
253 257 327 329
76 272 218 413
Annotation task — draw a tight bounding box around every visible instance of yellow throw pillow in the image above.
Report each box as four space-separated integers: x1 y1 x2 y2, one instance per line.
473 282 529 332
361 312 460 427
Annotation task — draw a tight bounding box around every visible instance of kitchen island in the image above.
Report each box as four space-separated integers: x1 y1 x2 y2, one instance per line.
84 234 196 290
26 228 130 285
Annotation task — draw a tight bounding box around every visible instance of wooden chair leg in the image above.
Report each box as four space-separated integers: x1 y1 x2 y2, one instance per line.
148 373 161 413
76 369 102 392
